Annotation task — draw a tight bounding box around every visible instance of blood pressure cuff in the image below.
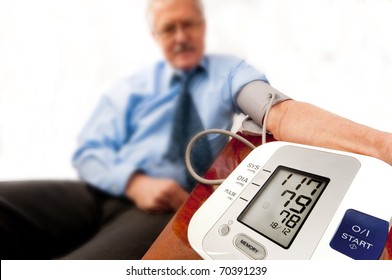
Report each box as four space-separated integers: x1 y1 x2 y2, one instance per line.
236 80 291 129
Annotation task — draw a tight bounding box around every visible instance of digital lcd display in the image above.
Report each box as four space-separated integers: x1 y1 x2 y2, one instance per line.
238 166 330 248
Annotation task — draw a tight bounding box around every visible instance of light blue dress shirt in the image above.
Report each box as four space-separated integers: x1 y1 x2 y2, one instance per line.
72 54 268 196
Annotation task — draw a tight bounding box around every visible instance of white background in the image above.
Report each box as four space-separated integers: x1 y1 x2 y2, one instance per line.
1 0 392 181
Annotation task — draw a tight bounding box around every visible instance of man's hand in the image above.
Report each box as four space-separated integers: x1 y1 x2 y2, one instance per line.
125 173 189 214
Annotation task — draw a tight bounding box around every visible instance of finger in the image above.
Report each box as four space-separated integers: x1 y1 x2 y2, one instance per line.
146 204 173 214
168 188 189 211
146 197 173 214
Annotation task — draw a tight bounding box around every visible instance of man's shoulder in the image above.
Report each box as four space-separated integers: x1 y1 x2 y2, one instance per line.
204 54 248 74
106 60 166 97
127 60 166 86
205 54 244 65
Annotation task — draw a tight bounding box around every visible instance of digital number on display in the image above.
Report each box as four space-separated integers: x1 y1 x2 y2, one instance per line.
238 166 330 248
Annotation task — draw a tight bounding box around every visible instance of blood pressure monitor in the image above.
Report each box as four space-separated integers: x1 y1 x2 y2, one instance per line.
188 142 392 260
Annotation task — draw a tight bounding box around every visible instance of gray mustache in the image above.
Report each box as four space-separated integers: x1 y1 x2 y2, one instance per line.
173 43 195 54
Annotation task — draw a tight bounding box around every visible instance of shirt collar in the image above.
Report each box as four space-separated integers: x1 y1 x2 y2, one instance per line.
167 56 208 87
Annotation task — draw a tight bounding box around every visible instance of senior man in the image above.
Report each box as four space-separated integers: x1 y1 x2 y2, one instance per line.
0 0 391 260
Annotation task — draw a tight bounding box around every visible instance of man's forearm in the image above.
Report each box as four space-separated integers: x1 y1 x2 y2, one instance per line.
267 100 392 165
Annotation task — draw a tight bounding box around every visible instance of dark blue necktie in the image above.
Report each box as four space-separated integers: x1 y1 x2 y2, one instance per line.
165 70 213 188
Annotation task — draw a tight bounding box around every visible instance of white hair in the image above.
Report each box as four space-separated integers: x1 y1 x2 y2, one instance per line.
146 0 205 30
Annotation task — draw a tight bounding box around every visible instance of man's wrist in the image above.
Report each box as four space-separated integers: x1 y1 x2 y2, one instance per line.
382 132 392 165
372 131 392 165
125 171 144 199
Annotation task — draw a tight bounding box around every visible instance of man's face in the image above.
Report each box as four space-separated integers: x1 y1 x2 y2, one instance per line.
150 0 206 70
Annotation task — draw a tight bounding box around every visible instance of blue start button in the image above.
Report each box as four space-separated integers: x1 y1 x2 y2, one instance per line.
330 209 389 260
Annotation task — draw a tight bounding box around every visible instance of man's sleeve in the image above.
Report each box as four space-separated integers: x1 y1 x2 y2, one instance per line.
72 88 137 197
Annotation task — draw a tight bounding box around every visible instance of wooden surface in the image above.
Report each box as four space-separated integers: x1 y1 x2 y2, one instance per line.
143 132 274 260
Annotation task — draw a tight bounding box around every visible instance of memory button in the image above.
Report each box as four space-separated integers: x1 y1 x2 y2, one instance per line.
234 234 266 259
